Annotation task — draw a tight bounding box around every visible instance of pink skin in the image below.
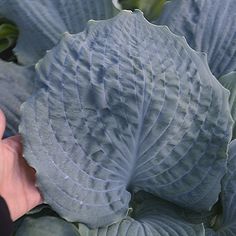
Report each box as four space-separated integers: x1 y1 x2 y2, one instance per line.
0 110 43 221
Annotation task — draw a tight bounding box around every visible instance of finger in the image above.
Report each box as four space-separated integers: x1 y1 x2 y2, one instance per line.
0 109 6 139
2 135 22 156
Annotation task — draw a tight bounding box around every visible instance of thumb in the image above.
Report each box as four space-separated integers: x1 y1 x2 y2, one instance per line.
0 109 6 139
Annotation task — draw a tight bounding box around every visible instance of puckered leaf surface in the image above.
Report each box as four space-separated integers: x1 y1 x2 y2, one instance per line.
0 60 34 136
219 72 236 139
78 192 204 236
0 0 117 65
156 0 236 78
205 140 236 235
20 10 233 228
15 216 80 236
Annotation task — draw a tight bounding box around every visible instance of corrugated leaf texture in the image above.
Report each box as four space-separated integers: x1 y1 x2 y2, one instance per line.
156 0 236 78
20 11 233 228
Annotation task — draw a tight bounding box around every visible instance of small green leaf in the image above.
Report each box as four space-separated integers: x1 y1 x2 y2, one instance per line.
119 0 167 20
0 20 18 53
0 23 18 38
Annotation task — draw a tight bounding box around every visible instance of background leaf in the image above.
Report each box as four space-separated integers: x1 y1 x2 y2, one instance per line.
205 140 236 235
0 0 118 65
0 60 35 137
20 10 233 228
156 0 236 78
219 72 236 139
77 191 204 236
13 205 58 235
14 216 80 236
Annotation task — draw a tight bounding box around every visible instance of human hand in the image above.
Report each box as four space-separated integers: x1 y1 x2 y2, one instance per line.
0 109 43 221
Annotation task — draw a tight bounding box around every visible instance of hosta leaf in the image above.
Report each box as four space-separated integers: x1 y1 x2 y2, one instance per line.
0 0 118 65
205 229 217 236
0 60 34 136
219 72 236 139
156 0 236 78
78 192 204 236
13 205 59 234
27 204 53 216
15 216 80 236
205 140 236 235
20 10 233 228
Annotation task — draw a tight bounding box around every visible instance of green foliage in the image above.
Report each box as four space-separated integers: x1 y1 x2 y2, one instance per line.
119 0 167 20
0 17 18 53
0 17 18 61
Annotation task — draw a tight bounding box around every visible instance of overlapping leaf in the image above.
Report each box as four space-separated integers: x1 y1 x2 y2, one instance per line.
0 60 34 137
205 140 236 235
156 0 236 78
219 72 236 139
0 0 118 65
20 10 233 228
78 192 204 236
15 216 80 236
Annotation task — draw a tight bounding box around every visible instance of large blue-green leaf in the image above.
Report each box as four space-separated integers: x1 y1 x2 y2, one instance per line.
0 0 118 65
155 0 236 78
20 10 233 228
78 192 204 236
0 60 34 136
15 216 80 236
219 72 236 139
205 140 236 235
